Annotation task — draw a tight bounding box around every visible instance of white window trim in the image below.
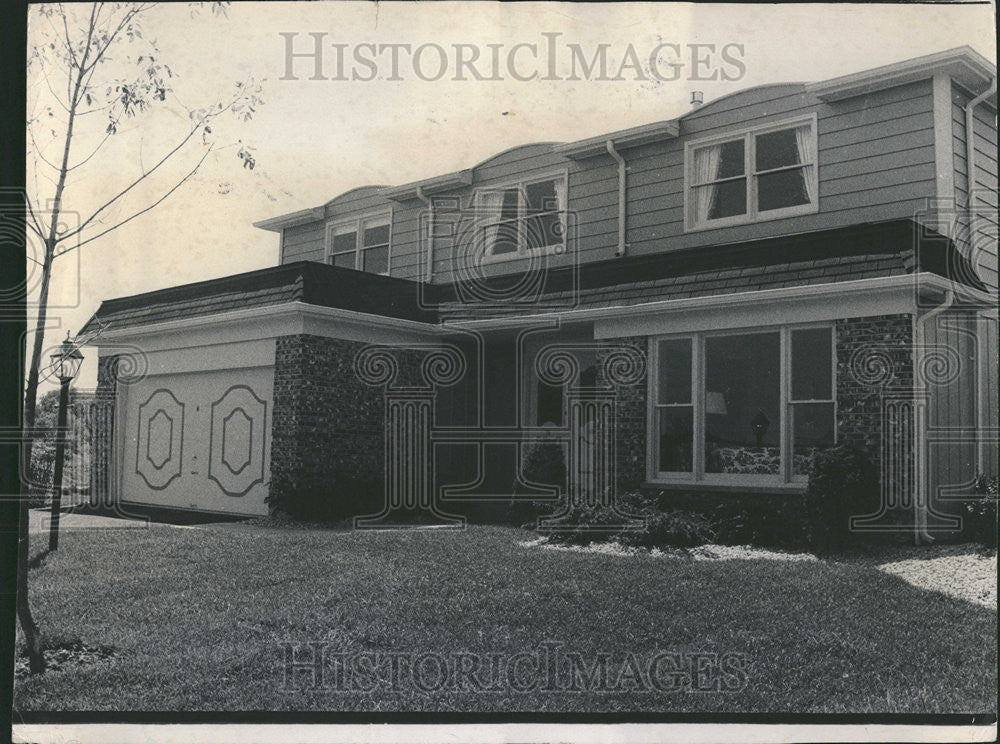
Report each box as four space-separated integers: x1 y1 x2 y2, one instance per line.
646 322 836 487
324 210 394 276
683 114 819 232
474 170 569 264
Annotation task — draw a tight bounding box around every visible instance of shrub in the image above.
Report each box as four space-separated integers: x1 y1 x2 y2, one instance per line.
707 496 812 548
507 440 566 527
806 445 880 552
544 490 716 549
964 473 998 548
624 506 716 549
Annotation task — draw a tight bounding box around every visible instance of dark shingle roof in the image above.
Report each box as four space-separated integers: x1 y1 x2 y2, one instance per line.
435 219 988 319
81 219 988 334
80 262 434 334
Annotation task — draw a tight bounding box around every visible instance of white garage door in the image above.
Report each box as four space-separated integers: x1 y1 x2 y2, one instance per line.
120 366 273 516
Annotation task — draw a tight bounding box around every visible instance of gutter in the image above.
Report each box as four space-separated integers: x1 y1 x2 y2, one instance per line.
445 273 993 332
606 140 628 257
416 186 433 283
912 289 954 545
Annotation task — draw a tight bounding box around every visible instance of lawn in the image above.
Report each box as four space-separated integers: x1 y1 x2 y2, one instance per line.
13 522 997 713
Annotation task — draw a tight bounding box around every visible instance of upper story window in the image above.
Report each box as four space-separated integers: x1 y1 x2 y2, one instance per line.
325 214 392 275
477 174 566 260
685 115 818 231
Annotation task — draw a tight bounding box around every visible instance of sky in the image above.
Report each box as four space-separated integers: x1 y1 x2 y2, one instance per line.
25 1 997 389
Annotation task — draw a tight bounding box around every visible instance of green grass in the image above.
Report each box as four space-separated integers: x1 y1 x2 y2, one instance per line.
13 523 997 712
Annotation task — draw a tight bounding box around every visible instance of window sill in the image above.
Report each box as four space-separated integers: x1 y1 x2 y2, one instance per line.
684 201 818 233
643 480 807 495
479 244 566 265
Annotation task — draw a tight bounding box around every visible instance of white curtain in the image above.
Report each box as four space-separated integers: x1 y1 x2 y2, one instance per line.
478 190 505 256
693 145 721 222
794 125 816 203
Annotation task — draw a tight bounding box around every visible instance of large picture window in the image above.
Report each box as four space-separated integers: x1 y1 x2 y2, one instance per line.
477 175 566 259
650 325 835 484
685 116 818 230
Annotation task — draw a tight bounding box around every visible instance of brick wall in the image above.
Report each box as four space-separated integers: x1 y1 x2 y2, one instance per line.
596 337 648 492
89 354 120 501
835 313 915 454
269 334 426 512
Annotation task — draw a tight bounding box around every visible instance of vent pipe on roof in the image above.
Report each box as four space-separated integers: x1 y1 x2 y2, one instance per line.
690 91 704 107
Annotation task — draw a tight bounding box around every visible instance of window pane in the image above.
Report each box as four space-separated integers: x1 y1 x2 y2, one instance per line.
657 339 692 404
485 220 519 255
792 402 835 475
708 179 747 219
757 167 809 212
500 188 519 220
332 231 356 254
525 179 559 212
522 212 563 250
363 223 390 247
658 406 693 473
755 127 801 171
791 328 832 400
331 251 355 269
716 139 745 178
704 332 780 475
362 245 389 274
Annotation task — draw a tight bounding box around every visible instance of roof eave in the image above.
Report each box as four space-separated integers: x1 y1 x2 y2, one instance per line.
555 120 680 159
382 169 475 202
806 46 996 102
252 206 327 232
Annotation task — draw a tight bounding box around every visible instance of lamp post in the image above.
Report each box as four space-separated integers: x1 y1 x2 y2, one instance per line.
48 334 84 551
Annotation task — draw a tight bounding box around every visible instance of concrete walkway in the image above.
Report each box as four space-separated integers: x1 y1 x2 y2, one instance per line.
28 507 158 533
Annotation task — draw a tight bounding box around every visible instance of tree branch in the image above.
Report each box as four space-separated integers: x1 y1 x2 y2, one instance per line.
35 55 72 114
66 104 127 172
60 93 241 242
24 196 47 241
55 145 213 256
26 122 62 172
81 3 157 77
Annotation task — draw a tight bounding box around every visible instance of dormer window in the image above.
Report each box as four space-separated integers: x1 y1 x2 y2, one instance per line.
477 174 566 260
685 115 818 230
325 214 393 275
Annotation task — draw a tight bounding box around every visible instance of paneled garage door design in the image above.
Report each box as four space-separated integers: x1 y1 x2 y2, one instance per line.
121 367 272 516
208 385 268 497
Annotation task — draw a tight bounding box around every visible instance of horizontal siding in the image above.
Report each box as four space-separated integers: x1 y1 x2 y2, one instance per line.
950 81 998 294
282 79 949 283
281 222 325 263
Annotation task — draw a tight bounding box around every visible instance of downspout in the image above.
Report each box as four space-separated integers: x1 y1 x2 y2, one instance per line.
416 186 433 282
913 289 954 545
963 78 995 476
606 140 627 257
964 78 996 215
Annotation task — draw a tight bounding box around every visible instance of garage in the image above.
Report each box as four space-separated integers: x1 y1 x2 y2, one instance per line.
119 365 273 517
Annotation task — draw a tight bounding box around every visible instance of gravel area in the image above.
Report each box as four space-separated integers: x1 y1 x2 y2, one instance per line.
520 537 817 562
859 544 996 608
521 538 996 608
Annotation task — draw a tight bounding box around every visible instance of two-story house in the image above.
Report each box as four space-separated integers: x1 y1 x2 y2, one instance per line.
81 47 997 541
